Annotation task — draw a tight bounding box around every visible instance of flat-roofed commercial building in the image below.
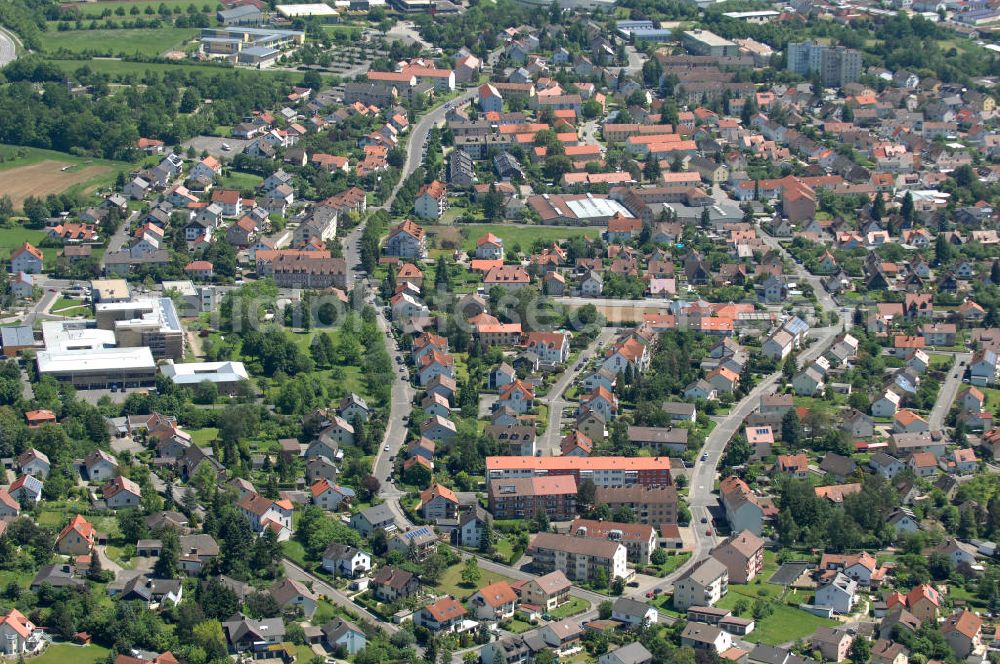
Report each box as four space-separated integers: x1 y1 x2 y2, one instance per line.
276 3 339 20
160 361 250 395
90 279 130 303
527 194 635 226
37 347 156 389
95 297 184 360
681 30 739 58
0 326 37 357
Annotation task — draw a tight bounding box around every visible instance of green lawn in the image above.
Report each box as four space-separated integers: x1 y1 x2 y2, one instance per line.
189 427 219 445
0 144 124 172
282 539 308 567
105 544 137 569
313 599 339 624
432 562 514 600
715 579 836 645
652 552 691 577
0 143 133 210
549 596 590 619
929 353 954 370
980 386 1000 415
0 225 51 265
37 509 70 528
493 535 519 565
51 295 90 314
218 170 263 192
32 644 112 664
737 601 838 645
506 617 537 633
38 27 199 56
425 223 600 254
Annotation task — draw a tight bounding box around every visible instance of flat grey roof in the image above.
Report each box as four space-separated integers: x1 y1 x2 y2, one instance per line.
1 326 34 348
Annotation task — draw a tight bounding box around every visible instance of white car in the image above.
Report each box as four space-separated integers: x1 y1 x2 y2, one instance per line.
384 445 390 452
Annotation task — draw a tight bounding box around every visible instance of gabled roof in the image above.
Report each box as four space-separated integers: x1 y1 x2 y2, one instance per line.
103 476 141 499
420 483 459 507
941 609 982 639
0 609 33 639
423 596 465 622
57 514 95 543
476 580 518 607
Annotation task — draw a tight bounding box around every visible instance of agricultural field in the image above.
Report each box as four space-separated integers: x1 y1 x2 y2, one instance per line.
0 144 129 207
37 26 199 56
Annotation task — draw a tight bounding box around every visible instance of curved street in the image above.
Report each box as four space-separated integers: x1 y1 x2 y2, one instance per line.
0 27 20 68
327 86 856 640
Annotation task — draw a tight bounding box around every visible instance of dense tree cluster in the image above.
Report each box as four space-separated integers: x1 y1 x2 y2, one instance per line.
0 58 299 158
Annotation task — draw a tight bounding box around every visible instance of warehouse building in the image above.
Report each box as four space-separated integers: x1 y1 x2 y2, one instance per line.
276 3 339 20
160 360 250 395
37 347 157 390
681 30 739 57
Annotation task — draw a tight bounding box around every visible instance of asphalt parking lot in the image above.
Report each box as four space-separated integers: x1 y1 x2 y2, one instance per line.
181 136 251 159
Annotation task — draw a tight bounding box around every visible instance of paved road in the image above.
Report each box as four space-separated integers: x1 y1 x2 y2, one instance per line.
371 306 416 528
622 45 646 77
757 220 839 318
342 88 479 285
538 327 617 453
929 351 972 430
0 27 20 68
283 559 401 633
632 323 843 598
100 211 137 270
338 88 482 530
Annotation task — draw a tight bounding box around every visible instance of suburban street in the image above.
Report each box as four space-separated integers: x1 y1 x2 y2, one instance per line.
339 86 482 528
638 322 843 598
330 78 878 645
283 559 401 635
100 211 137 270
757 221 840 316
929 351 972 430
343 88 479 285
537 326 617 453
370 305 415 529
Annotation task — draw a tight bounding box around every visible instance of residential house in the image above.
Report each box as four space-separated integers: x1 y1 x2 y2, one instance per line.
814 573 858 614
710 530 765 584
414 597 467 633
322 618 367 655
371 566 418 602
350 504 398 538
269 578 317 619
321 543 371 578
673 558 729 610
103 476 142 509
